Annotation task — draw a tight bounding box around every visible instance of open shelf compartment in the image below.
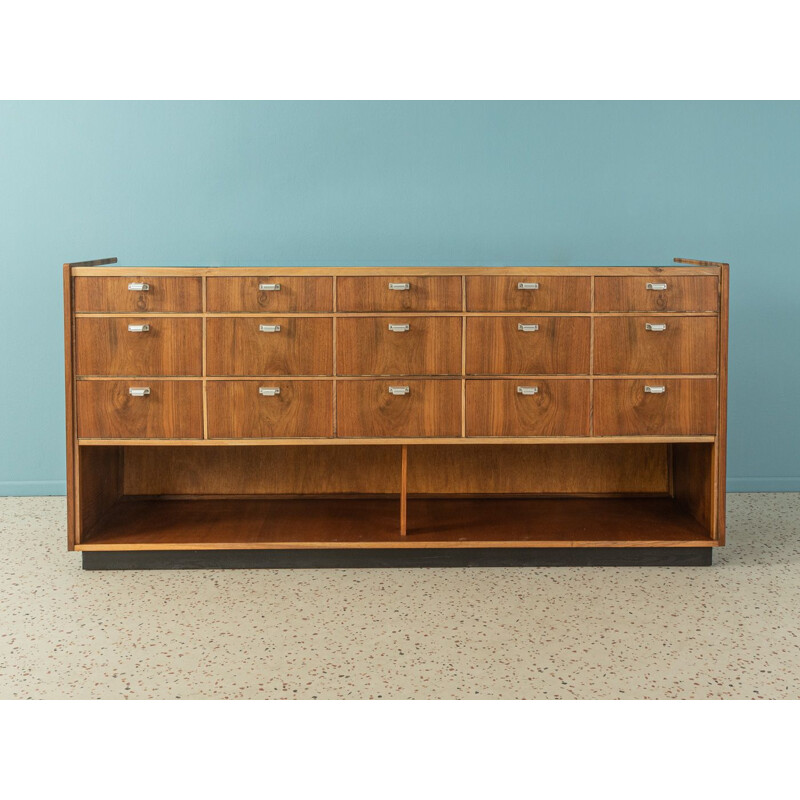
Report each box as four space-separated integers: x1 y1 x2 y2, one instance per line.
75 442 719 550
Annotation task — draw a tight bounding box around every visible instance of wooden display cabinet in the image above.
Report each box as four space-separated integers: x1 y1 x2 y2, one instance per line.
64 259 728 568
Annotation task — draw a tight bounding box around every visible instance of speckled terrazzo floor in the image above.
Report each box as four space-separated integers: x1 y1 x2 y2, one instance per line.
1 494 799 699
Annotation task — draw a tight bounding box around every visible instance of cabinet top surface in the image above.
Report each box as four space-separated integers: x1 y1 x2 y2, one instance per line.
69 265 723 276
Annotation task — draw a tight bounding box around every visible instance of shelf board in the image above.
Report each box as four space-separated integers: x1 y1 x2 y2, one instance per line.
77 496 714 551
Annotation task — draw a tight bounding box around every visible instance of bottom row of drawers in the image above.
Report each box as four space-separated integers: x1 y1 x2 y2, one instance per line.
76 379 717 439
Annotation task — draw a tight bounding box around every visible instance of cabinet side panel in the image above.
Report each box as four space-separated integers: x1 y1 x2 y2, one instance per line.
717 264 730 543
672 443 714 534
63 265 76 549
79 446 123 539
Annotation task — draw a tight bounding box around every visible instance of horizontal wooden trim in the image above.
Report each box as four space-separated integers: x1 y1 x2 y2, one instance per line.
75 539 718 550
73 310 720 318
673 257 729 268
75 374 718 381
64 257 117 268
70 266 722 277
77 435 717 446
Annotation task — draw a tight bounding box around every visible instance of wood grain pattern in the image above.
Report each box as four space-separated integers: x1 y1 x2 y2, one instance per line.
207 380 333 438
78 446 123 540
74 276 202 312
337 379 461 437
466 276 591 312
594 276 719 312
408 443 668 494
465 379 590 436
73 266 722 277
206 276 333 312
715 263 730 543
123 445 402 495
75 317 202 376
337 276 462 312
64 265 77 548
594 378 717 436
77 496 710 548
673 443 714 534
336 316 462 375
465 317 590 375
593 316 718 374
206 317 332 376
77 381 204 438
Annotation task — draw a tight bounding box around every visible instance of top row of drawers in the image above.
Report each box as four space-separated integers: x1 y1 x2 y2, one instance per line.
73 275 721 314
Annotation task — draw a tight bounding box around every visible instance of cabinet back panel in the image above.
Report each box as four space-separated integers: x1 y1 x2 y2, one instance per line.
121 443 669 496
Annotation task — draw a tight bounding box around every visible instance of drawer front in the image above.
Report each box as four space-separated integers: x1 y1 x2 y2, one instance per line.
337 276 462 312
337 380 461 437
466 276 591 312
466 379 590 437
206 276 333 312
594 316 718 375
337 316 462 375
75 318 202 376
74 276 202 312
206 317 333 376
207 380 332 438
595 276 719 312
466 317 590 375
76 380 203 438
594 379 717 436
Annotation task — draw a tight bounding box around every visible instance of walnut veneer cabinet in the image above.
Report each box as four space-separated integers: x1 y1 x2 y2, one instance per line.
64 257 729 569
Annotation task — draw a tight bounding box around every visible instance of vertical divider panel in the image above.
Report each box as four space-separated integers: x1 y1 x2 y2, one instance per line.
461 274 466 438
400 444 408 536
589 274 595 437
332 275 338 437
202 274 208 439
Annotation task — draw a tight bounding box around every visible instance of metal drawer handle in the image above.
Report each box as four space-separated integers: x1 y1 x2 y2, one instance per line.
388 323 410 332
258 324 281 333
517 323 539 332
258 387 281 396
388 282 410 291
258 283 281 291
128 387 150 397
644 385 666 394
388 385 410 396
646 282 667 291
645 323 667 331
517 282 540 290
517 386 539 396
128 282 150 292
127 324 150 332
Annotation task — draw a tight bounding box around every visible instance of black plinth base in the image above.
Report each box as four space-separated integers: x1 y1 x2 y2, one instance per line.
82 547 713 570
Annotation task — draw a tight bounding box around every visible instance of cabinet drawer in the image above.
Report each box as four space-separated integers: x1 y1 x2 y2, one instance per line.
466 276 591 312
206 317 332 376
76 380 203 439
594 316 718 375
337 276 462 312
207 380 332 438
594 379 717 436
337 316 461 375
337 380 461 437
466 379 590 437
465 317 590 375
595 276 719 312
74 276 202 312
206 276 333 312
75 318 202 376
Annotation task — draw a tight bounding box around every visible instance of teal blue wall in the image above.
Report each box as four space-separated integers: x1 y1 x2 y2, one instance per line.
1 101 798 494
